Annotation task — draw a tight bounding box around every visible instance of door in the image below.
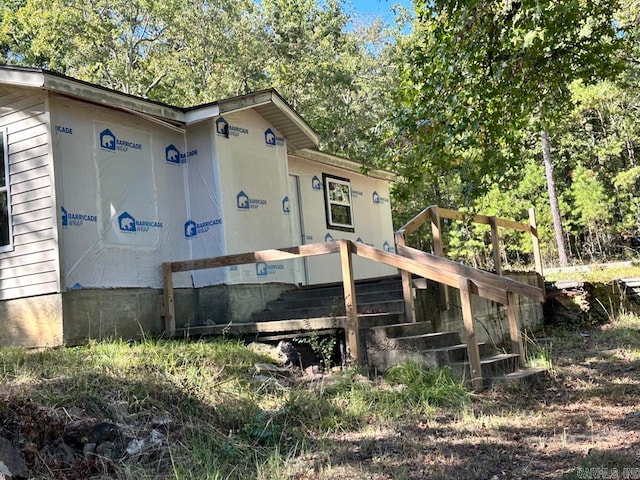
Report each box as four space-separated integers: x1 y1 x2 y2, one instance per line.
287 174 308 285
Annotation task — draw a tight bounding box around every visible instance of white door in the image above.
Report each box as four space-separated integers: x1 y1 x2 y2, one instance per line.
287 174 308 285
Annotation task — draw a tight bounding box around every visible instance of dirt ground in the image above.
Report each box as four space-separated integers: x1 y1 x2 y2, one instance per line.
2 320 639 479
292 324 640 480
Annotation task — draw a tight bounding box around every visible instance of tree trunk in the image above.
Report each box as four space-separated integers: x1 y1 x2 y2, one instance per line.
541 129 569 267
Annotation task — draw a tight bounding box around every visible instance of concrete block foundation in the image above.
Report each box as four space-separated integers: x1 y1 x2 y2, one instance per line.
415 272 544 347
60 283 293 345
0 293 63 347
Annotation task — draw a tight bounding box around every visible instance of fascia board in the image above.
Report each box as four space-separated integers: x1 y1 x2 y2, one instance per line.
42 73 185 123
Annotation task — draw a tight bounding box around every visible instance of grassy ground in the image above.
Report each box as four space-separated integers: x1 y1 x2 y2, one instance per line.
1 312 640 479
545 262 640 283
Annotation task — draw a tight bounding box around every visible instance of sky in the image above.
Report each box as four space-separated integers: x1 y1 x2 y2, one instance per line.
348 0 414 23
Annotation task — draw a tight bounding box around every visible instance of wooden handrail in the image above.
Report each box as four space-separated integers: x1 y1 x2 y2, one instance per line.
394 205 544 324
397 205 533 237
393 244 544 302
162 238 544 389
168 242 341 273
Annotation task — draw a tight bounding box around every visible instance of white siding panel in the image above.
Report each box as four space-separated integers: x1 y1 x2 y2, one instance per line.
12 198 51 217
0 248 56 268
12 205 51 224
6 113 48 137
0 88 30 105
0 96 45 119
10 174 50 195
0 239 56 260
0 260 56 280
13 218 52 235
0 282 59 301
8 125 48 145
11 185 50 207
14 228 54 247
10 153 48 175
0 86 59 300
9 133 48 154
0 271 58 289
9 145 49 165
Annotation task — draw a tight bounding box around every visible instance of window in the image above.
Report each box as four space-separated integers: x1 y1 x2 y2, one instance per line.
0 129 11 251
323 174 354 231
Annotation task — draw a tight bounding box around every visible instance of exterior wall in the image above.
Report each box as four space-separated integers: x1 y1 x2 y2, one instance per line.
184 121 227 287
213 110 296 285
49 94 191 290
288 156 396 284
0 86 61 300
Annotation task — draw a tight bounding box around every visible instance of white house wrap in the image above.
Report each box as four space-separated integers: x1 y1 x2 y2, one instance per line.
0 67 397 346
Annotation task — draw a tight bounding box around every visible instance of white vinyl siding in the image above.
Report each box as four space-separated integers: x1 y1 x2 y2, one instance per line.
0 86 59 300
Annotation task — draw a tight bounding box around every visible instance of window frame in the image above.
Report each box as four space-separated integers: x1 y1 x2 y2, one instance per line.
323 173 355 232
0 128 12 253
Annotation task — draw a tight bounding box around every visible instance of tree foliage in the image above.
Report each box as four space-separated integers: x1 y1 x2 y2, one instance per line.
388 0 622 194
0 0 404 159
1 0 640 265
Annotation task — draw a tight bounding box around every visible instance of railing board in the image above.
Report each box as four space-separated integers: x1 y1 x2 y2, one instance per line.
398 205 433 237
170 242 341 273
436 207 531 232
394 244 545 303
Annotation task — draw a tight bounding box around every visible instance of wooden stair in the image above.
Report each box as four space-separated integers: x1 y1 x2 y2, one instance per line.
363 315 545 389
619 278 640 302
176 275 544 389
238 275 544 389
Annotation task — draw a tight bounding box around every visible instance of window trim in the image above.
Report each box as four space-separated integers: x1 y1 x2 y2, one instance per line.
0 128 12 253
323 173 354 232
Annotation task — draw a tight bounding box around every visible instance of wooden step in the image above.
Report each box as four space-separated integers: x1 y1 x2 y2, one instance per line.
264 289 403 311
489 366 547 387
176 312 405 338
251 299 404 322
452 353 520 379
421 342 492 364
278 276 402 300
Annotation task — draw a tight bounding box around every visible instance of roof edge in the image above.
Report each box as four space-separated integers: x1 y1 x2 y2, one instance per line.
0 66 45 88
41 71 185 122
291 148 398 182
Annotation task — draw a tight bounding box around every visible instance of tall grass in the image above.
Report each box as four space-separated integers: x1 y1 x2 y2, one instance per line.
0 338 470 479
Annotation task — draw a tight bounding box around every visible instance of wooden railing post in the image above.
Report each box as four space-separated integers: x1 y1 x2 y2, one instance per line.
459 277 483 391
340 240 361 364
506 291 524 367
395 232 415 323
162 262 176 337
431 206 450 310
529 207 543 277
489 216 502 275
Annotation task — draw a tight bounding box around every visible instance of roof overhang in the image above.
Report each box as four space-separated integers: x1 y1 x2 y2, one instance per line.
291 148 398 182
186 89 318 151
0 66 319 153
0 67 186 123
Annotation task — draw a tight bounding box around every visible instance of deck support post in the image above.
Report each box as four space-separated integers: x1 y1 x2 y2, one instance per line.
459 277 483 391
529 208 543 278
340 240 361 364
489 216 502 275
431 206 450 310
162 262 176 337
506 291 524 367
395 232 415 323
